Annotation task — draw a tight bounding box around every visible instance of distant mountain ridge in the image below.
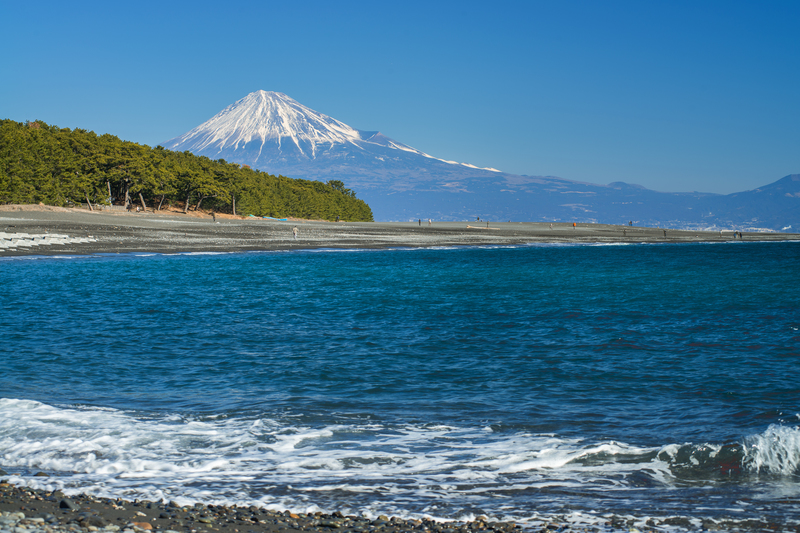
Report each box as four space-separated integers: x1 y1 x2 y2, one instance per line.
163 91 799 230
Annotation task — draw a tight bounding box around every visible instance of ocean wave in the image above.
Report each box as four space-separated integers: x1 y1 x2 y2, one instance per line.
655 424 800 480
4 399 799 484
2 399 800 523
742 424 800 475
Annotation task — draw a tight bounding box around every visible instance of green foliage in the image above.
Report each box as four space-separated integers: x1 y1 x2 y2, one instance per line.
0 119 373 221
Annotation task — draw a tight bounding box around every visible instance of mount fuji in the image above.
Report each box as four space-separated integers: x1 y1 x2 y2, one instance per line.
162 91 799 230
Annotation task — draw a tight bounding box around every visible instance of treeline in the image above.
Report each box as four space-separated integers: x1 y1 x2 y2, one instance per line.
0 119 373 221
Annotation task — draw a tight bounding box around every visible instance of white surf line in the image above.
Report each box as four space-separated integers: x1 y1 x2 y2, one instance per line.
0 232 97 252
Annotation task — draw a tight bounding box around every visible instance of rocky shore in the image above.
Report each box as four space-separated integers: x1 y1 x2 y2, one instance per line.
1 481 528 533
3 480 797 533
0 205 797 257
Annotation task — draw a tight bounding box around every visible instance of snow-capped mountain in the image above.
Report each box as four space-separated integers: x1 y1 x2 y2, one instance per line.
164 90 367 158
162 90 495 177
162 91 799 229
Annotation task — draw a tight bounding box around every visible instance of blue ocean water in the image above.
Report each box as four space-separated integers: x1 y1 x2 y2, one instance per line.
1 242 799 529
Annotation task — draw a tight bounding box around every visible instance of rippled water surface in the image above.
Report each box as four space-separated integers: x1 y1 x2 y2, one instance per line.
1 243 799 528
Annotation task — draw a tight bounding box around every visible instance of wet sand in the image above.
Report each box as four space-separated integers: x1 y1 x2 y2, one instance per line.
1 206 796 257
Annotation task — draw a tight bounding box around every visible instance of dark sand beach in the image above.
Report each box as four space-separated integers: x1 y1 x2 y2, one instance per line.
1 205 796 256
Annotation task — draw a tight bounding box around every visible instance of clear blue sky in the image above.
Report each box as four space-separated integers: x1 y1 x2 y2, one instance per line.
2 0 798 194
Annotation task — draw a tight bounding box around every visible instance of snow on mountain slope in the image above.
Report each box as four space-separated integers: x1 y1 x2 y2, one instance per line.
164 91 361 157
162 90 498 171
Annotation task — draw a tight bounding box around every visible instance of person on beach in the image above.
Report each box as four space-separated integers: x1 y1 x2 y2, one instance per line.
292 226 298 240
573 222 576 228
550 223 553 229
211 210 216 223
629 221 633 226
428 219 431 226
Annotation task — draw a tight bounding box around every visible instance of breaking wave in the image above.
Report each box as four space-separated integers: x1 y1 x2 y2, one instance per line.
2 399 799 523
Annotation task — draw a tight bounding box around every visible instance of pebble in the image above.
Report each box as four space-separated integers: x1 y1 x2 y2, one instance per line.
59 500 80 511
0 481 784 533
1 512 119 533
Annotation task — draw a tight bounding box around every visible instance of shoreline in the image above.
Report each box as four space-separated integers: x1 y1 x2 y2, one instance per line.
1 478 794 533
0 480 522 533
1 205 797 257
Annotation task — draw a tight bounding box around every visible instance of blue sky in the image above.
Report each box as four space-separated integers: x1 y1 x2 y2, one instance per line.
2 0 798 194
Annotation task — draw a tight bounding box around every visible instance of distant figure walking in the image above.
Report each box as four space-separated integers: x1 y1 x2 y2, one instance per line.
428 219 431 226
549 223 553 229
336 215 339 222
419 219 421 226
573 222 576 229
211 211 216 223
292 226 298 240
663 230 667 237
623 229 627 236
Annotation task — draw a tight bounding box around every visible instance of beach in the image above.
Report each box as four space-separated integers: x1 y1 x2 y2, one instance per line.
1 479 786 533
0 205 796 256
0 482 527 533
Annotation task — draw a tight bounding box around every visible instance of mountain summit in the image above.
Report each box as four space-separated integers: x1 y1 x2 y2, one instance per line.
163 92 798 229
165 91 363 159
163 90 477 171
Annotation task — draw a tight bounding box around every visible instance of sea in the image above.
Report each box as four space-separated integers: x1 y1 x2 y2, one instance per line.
1 242 799 530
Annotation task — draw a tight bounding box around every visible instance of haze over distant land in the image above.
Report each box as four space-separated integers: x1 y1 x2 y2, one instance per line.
163 91 800 231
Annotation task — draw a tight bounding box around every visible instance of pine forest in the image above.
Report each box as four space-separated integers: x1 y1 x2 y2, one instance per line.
0 119 374 221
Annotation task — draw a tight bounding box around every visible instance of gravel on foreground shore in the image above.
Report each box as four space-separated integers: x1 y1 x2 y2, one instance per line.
0 481 526 533
0 205 797 257
2 480 796 533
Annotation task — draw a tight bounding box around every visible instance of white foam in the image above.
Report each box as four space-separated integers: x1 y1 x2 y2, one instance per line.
742 424 800 475
3 399 800 525
0 400 657 504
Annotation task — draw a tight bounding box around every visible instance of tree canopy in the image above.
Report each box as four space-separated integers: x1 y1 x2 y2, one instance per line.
0 119 373 221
